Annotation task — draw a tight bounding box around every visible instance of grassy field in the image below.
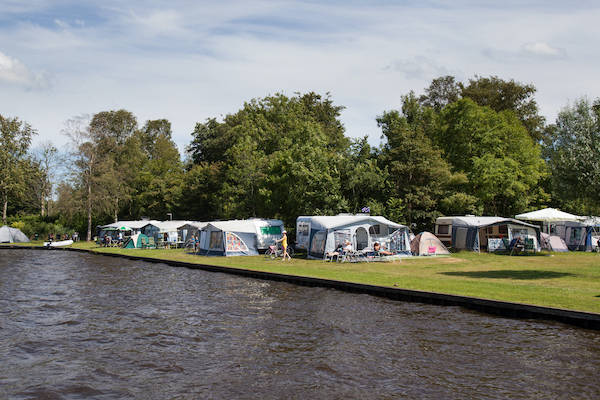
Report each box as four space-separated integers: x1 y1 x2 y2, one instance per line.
4 241 600 314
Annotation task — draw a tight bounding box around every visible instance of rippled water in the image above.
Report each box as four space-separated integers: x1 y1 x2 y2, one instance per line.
1 249 599 399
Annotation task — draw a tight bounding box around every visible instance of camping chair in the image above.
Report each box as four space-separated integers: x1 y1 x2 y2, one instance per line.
510 238 525 256
148 237 157 249
524 238 536 253
324 251 340 262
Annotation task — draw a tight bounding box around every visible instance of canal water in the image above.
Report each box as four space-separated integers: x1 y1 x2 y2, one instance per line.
1 250 599 399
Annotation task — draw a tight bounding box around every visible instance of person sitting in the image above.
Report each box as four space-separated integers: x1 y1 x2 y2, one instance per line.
373 242 393 256
342 239 353 253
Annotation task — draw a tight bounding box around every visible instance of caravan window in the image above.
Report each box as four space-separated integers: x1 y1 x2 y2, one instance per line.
260 226 281 235
298 222 309 236
437 224 449 235
209 231 223 249
570 228 582 241
368 225 381 235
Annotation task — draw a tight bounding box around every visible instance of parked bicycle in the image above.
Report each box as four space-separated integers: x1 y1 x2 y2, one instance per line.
264 242 294 259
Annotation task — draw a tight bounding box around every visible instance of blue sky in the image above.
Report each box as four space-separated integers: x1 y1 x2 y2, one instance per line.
1 0 599 154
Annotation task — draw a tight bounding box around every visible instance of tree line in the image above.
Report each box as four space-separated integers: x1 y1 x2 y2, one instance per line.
2 75 599 240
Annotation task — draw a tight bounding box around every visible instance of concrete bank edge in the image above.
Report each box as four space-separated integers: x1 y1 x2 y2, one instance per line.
3 245 600 330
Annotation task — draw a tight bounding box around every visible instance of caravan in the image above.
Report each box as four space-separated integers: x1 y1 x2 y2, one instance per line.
296 215 411 259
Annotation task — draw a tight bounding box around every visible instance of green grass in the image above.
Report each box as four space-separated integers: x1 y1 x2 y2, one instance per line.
4 241 600 314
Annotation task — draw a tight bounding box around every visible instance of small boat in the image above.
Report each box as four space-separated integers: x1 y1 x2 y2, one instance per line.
44 240 74 247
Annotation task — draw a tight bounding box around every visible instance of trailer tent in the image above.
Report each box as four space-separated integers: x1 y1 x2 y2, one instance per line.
410 232 450 256
296 215 411 259
437 216 541 252
0 225 29 243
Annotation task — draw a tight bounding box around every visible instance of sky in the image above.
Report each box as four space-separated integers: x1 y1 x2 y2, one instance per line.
1 0 599 155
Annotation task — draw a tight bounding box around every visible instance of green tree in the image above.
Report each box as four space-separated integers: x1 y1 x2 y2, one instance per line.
341 137 388 214
186 92 350 227
0 115 37 224
62 116 117 240
377 93 456 229
436 98 547 216
419 75 461 111
460 75 546 141
88 110 139 221
131 119 183 219
545 97 600 214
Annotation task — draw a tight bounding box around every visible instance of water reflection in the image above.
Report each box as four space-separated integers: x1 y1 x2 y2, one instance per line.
1 250 599 399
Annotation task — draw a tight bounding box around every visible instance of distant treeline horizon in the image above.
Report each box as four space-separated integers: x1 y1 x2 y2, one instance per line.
1 75 599 240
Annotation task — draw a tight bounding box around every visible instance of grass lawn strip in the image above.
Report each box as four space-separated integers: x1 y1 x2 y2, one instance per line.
3 241 600 314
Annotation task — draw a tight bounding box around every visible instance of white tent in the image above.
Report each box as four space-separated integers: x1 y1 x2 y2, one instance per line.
0 225 30 243
410 232 450 256
515 208 584 222
296 215 411 259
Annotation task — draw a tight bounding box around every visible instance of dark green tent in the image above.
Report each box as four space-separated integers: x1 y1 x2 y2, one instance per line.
123 233 149 248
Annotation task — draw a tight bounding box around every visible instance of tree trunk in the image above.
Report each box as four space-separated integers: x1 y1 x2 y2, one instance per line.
114 196 118 223
2 194 7 225
41 190 45 217
86 182 92 241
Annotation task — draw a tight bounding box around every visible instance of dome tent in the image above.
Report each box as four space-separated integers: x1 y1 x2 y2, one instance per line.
0 225 30 243
410 232 450 256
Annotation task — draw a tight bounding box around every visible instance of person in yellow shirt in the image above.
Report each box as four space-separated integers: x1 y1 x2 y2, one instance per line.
276 230 291 261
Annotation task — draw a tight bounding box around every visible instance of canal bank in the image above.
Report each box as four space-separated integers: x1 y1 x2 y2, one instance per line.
2 244 600 330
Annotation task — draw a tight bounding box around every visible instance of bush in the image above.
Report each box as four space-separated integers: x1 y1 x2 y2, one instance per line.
7 214 76 240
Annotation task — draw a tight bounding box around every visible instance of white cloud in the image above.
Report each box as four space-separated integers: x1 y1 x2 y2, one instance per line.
0 50 49 89
521 42 566 58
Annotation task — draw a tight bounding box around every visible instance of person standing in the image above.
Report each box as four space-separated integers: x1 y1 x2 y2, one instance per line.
276 230 291 261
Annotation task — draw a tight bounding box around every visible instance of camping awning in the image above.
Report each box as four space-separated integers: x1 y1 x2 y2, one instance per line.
515 208 584 222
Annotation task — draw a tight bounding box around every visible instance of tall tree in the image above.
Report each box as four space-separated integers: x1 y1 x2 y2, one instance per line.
63 116 115 241
186 92 350 227
460 75 546 141
436 98 547 216
545 97 600 214
131 119 183 219
30 142 59 217
0 115 37 224
377 93 456 229
88 110 139 221
419 75 461 111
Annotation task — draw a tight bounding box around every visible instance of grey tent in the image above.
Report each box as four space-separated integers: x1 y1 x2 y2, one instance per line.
441 216 541 252
0 225 30 243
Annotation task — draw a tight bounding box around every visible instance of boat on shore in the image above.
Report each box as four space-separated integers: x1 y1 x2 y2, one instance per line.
43 240 74 247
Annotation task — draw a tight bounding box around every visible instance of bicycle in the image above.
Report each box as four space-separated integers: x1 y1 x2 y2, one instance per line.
264 242 294 259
